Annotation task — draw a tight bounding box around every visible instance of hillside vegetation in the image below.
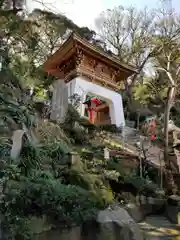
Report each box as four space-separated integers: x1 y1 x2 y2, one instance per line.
0 0 179 239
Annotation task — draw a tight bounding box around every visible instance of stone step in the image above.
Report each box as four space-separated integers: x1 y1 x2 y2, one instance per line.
138 215 180 239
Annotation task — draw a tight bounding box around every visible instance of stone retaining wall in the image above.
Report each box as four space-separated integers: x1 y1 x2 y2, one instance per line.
165 195 180 223
125 195 166 223
136 195 165 206
38 227 81 240
36 208 144 240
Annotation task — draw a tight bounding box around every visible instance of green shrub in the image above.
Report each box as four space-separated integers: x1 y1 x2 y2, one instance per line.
36 120 71 144
0 138 11 159
124 175 159 197
97 124 122 133
1 174 105 239
81 148 94 160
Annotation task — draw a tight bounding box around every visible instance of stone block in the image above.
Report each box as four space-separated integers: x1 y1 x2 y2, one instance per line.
125 204 145 222
97 207 144 240
37 227 81 240
165 195 180 224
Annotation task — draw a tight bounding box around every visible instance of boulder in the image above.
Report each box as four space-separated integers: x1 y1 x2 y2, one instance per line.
165 195 180 223
125 204 146 222
11 129 25 160
37 208 144 240
97 207 144 240
38 227 81 240
125 203 157 222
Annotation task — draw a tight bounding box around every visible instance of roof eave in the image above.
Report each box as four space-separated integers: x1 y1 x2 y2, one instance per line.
44 32 137 76
72 32 137 74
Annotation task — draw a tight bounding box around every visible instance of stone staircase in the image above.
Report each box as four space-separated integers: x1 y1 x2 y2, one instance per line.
108 126 143 154
110 126 180 172
102 127 180 239
139 215 180 240
126 195 180 240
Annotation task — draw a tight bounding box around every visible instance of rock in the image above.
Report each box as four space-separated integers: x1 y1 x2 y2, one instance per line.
28 216 52 234
125 204 144 222
70 152 80 164
166 205 178 223
165 195 180 223
139 195 147 204
147 196 154 204
37 208 144 240
168 195 180 205
11 129 25 160
97 207 144 240
155 189 165 197
37 227 81 240
125 203 157 222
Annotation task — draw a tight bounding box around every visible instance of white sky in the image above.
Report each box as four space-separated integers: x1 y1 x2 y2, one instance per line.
27 0 105 29
27 0 180 29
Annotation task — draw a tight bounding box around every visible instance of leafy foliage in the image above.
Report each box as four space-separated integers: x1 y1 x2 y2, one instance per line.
1 0 179 238
0 164 104 239
123 175 159 197
0 136 108 239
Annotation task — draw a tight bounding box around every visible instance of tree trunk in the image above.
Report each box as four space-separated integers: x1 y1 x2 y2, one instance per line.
164 87 174 165
163 86 178 194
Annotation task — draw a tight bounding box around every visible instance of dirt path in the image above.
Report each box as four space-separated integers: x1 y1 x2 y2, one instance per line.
138 215 180 239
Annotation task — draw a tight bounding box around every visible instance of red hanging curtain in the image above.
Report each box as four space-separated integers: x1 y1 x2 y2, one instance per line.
84 97 101 123
89 109 93 121
91 97 101 105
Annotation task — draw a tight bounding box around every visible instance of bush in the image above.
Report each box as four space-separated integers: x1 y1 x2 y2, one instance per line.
124 175 159 197
36 120 70 144
97 124 122 133
1 174 105 239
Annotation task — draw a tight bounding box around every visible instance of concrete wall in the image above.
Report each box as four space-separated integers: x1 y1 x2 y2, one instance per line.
66 77 125 127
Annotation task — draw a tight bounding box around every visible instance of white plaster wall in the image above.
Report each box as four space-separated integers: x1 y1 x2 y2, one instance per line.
66 77 125 127
66 79 76 98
